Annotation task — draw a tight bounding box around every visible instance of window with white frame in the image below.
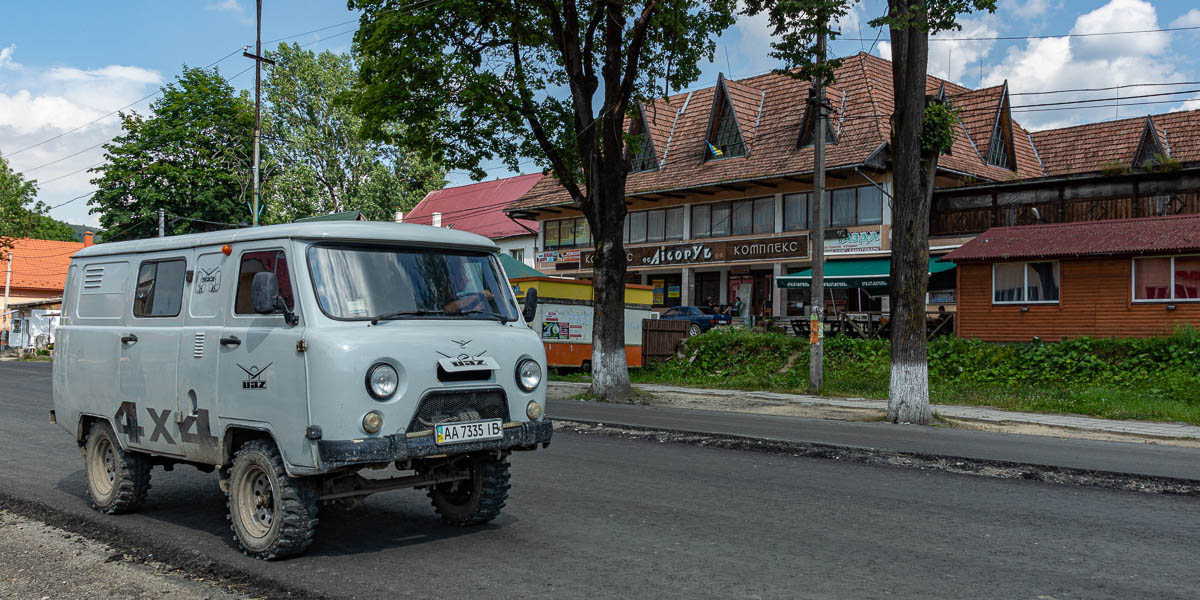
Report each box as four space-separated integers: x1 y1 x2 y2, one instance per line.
993 261 1060 304
510 248 524 263
1133 255 1200 301
622 206 685 244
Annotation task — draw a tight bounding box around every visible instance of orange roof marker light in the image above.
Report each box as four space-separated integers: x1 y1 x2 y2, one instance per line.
221 244 233 256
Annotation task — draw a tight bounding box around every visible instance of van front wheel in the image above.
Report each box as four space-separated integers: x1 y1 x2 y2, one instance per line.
84 421 151 514
428 453 510 526
227 440 318 560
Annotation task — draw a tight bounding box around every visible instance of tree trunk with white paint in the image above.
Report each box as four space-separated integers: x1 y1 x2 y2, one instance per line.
885 5 934 425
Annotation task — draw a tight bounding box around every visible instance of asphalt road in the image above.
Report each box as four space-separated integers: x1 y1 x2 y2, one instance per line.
2 361 1199 599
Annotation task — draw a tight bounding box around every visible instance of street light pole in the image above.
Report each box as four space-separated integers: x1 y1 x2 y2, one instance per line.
3 252 12 340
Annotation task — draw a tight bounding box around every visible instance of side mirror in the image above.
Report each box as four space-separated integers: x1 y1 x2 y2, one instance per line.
522 288 538 324
252 272 280 314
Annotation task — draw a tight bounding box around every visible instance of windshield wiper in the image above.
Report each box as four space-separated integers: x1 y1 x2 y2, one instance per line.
370 309 445 325
455 309 513 322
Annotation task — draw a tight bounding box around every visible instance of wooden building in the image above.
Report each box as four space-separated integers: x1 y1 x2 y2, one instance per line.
943 215 1200 341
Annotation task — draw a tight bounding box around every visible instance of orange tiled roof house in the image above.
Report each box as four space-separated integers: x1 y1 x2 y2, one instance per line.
2 236 90 332
504 52 1200 320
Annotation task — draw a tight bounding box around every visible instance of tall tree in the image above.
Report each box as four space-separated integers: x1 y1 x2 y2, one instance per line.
745 0 993 423
351 0 736 401
0 152 75 248
90 67 257 242
261 43 445 223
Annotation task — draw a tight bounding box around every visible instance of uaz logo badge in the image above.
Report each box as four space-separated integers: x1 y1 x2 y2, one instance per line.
237 363 272 390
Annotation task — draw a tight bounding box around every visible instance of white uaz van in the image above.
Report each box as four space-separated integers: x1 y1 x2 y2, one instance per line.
51 222 550 559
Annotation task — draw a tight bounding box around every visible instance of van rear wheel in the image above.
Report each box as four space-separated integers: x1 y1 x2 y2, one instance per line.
227 440 318 560
84 421 151 514
428 453 510 526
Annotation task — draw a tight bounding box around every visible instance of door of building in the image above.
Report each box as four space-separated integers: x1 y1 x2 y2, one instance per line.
751 270 773 317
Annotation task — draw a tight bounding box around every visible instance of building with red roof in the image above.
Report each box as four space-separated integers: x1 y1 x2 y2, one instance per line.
404 173 542 266
2 234 92 348
503 50 1200 328
943 215 1200 341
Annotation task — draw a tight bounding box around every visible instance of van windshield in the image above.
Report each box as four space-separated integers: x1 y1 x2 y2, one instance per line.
307 245 519 322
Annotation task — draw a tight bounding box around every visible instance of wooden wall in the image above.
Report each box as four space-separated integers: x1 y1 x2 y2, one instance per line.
956 258 1200 341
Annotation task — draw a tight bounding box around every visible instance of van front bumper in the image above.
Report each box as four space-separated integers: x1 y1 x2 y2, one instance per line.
317 419 553 470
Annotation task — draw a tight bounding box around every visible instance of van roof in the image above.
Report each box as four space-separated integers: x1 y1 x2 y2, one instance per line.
72 221 500 259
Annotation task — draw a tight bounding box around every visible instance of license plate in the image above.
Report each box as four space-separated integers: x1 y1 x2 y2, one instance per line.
435 419 504 445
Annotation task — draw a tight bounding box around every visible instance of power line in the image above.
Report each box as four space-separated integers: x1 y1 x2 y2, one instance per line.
838 24 1200 43
1011 81 1200 96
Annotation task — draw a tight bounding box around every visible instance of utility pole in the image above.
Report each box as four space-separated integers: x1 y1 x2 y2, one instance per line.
3 252 12 343
158 208 165 237
808 29 827 395
243 0 274 227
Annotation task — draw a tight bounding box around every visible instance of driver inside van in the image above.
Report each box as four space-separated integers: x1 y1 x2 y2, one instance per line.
440 261 495 315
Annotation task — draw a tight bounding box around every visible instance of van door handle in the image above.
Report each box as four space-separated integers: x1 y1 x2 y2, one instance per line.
220 336 241 347
121 334 138 344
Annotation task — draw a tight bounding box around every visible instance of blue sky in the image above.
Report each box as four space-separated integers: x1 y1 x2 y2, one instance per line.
2 0 1199 227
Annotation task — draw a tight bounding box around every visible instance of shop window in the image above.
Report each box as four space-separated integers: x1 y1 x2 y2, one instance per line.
629 211 648 243
753 197 775 233
543 217 591 250
1134 255 1200 301
858 186 884 225
711 203 730 237
784 193 808 231
692 204 711 239
647 209 666 242
731 200 753 235
992 261 1059 304
830 188 856 227
665 207 685 241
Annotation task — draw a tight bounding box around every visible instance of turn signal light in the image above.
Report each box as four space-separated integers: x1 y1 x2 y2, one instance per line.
221 244 232 255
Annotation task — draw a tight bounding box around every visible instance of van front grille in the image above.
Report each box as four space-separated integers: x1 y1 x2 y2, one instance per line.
408 389 508 432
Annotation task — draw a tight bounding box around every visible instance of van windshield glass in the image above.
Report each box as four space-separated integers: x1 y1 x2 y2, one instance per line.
307 245 519 322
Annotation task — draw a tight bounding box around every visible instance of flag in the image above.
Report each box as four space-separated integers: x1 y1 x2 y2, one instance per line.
707 141 724 157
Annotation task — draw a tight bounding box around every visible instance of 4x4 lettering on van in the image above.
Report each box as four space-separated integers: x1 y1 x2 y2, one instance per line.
179 409 218 445
113 401 144 443
238 363 271 390
147 407 175 444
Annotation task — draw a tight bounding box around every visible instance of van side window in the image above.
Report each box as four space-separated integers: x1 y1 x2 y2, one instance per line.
235 250 294 315
132 259 187 317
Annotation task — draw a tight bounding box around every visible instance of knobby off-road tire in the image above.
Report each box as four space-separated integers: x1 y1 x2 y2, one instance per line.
84 421 151 514
227 440 318 560
428 453 511 526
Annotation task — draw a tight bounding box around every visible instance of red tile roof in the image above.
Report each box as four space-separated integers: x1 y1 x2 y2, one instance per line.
942 214 1200 262
405 174 542 239
1029 110 1200 176
2 238 85 292
510 52 1044 212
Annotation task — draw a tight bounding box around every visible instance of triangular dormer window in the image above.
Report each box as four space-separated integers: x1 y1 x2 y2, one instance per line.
797 86 838 148
1134 117 1167 167
704 74 746 161
628 105 658 173
985 83 1015 170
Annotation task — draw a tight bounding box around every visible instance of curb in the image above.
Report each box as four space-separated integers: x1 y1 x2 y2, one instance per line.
553 418 1200 497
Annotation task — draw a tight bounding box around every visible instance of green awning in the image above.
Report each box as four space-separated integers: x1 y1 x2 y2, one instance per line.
776 257 955 289
499 253 545 279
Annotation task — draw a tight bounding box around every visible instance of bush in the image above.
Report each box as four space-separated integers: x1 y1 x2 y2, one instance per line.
634 325 1200 422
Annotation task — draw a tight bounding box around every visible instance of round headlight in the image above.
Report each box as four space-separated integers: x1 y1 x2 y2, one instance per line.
516 358 542 392
526 400 543 420
362 410 384 434
366 363 398 399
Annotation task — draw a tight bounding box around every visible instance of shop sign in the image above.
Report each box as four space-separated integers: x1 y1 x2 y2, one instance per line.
825 228 882 254
537 249 581 263
582 234 809 268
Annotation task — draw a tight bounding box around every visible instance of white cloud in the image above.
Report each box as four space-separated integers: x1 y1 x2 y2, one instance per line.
983 0 1192 130
0 44 18 70
0 63 163 226
928 17 999 85
877 41 891 60
206 0 255 25
1171 9 1200 28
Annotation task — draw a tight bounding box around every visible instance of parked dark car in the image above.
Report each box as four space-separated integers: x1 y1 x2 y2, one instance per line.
659 306 732 336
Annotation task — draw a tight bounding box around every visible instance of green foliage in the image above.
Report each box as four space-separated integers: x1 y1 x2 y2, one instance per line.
1099 160 1131 176
1139 153 1182 173
636 327 1200 423
25 213 79 242
0 152 45 249
350 0 736 185
743 0 996 86
261 43 445 224
89 66 257 242
921 101 957 155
